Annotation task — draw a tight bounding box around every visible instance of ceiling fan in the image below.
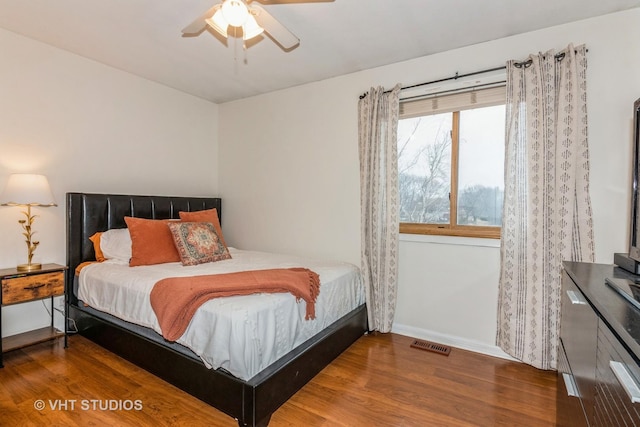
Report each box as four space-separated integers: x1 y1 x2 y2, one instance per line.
182 0 331 51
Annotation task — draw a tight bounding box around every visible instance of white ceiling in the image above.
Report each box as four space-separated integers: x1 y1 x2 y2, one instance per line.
1 0 639 104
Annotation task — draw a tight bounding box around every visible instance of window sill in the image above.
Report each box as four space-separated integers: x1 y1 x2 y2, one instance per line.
400 223 500 239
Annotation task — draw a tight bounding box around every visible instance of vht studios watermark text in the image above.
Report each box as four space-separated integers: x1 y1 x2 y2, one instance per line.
34 399 143 411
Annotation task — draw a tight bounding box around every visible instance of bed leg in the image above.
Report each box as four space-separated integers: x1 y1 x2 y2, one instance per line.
256 415 272 427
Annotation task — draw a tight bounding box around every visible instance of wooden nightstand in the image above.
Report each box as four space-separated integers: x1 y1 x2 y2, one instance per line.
0 263 67 367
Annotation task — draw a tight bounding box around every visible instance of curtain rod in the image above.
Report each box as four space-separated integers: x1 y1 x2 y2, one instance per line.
359 65 505 99
400 80 506 102
396 65 506 94
360 48 588 99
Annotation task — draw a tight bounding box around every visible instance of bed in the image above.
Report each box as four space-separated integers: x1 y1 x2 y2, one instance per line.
65 192 368 426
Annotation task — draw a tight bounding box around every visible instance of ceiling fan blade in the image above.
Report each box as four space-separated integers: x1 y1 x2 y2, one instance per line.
182 5 218 35
250 4 300 50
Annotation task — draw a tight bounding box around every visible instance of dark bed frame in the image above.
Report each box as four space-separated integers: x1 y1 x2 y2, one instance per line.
65 192 367 426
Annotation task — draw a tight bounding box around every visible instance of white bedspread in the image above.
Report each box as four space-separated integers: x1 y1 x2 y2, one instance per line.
78 248 365 381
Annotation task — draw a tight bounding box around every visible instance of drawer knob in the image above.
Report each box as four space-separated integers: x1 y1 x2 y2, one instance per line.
610 360 640 404
23 283 45 291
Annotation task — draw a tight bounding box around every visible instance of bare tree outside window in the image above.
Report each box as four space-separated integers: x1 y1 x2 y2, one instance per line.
398 114 452 224
398 102 505 238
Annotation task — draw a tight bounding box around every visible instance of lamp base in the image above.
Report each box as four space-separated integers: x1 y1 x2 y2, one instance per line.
17 263 42 272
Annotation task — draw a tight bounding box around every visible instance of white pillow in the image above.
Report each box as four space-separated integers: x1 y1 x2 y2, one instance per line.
100 228 132 261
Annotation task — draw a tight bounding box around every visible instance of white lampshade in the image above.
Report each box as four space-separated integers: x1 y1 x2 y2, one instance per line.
221 0 249 27
0 174 57 207
206 6 229 37
242 14 264 40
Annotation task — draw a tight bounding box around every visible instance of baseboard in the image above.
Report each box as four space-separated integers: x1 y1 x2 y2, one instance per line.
391 323 519 362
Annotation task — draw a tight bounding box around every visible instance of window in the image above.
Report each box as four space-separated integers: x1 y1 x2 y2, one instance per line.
398 85 505 238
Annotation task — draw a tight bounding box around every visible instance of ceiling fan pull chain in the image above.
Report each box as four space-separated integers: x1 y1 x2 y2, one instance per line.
233 26 239 74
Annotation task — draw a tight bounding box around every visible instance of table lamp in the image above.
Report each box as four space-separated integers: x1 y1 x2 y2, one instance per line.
0 174 57 271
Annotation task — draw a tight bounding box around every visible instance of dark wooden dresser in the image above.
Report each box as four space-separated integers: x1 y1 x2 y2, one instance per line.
559 262 640 426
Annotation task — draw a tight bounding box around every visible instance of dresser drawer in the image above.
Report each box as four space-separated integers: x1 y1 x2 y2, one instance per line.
561 271 598 422
557 338 588 426
595 321 640 426
1 271 64 305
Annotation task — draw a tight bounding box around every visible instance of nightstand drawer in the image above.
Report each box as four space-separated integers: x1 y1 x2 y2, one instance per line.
1 271 64 305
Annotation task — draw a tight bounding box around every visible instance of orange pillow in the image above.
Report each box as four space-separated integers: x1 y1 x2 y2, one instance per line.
179 208 227 247
124 217 181 266
89 232 105 262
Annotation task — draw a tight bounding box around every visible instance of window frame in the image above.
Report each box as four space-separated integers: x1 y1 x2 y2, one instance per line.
398 86 505 239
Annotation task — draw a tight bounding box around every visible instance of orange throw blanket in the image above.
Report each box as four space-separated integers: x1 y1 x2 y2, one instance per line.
150 268 321 341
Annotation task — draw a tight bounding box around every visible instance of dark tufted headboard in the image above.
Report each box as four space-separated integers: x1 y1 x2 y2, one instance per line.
65 192 222 303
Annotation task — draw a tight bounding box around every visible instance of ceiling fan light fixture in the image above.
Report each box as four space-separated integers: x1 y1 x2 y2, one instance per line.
182 0 301 52
242 14 264 40
205 6 229 37
221 0 249 27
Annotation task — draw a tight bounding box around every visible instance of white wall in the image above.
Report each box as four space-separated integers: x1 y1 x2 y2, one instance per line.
3 8 638 355
219 9 640 356
218 82 361 264
0 28 219 337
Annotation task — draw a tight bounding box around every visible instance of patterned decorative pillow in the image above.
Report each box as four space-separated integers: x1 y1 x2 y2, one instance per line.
167 222 231 266
179 208 227 248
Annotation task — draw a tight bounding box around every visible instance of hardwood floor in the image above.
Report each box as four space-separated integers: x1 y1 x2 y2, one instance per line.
0 333 557 426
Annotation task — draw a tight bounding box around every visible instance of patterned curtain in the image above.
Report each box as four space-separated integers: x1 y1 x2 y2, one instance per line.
358 84 401 333
497 44 595 370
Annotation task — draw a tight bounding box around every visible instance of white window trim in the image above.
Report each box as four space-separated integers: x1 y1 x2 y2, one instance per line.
399 232 501 248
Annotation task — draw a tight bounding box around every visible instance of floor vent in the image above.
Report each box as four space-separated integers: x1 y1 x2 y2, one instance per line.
410 339 451 356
